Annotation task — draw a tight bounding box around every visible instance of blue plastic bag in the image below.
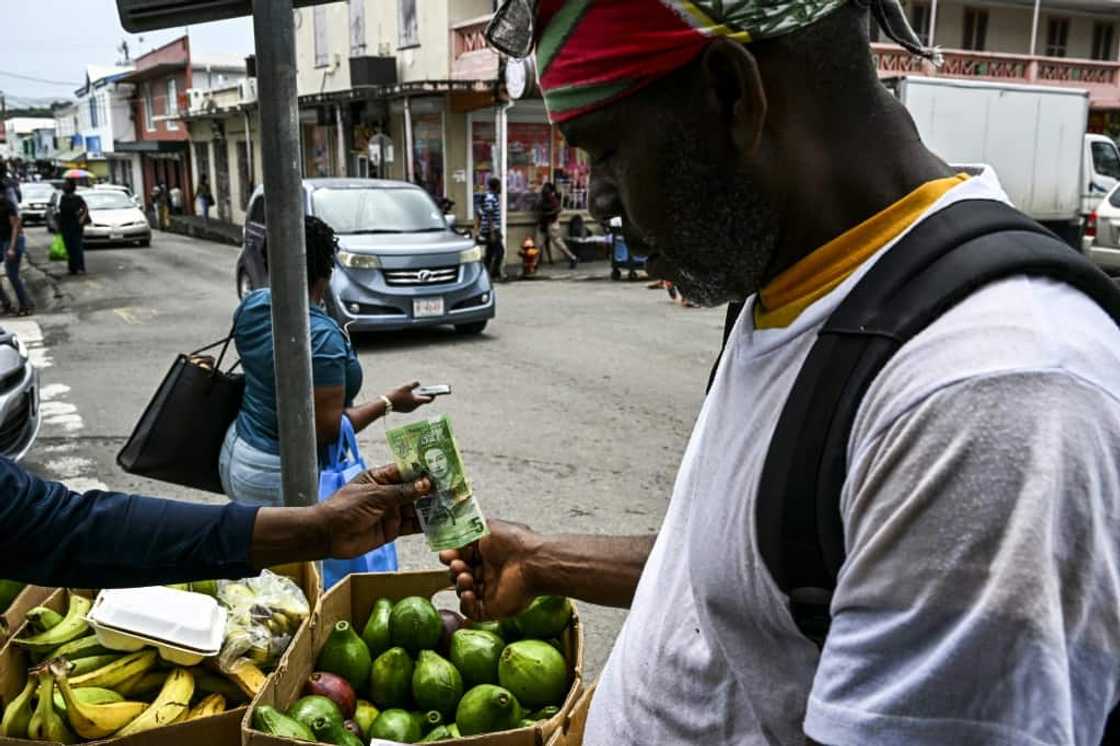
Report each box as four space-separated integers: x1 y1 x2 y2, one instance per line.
318 416 398 588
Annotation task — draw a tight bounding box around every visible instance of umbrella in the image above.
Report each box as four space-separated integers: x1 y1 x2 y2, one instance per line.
62 169 93 180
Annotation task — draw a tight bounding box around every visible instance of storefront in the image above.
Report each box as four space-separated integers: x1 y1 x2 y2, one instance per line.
465 99 591 229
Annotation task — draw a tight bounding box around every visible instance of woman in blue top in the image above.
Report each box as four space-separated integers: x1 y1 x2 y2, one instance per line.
220 216 433 506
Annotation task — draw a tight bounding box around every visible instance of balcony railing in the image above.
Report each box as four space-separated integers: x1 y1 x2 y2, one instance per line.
872 43 1120 109
451 15 498 82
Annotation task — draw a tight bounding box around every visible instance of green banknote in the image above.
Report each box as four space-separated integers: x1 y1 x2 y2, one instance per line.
386 415 489 551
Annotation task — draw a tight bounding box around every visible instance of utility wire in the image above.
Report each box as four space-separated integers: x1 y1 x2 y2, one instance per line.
0 70 79 87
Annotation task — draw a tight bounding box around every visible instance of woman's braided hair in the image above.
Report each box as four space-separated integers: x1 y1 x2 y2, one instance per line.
305 215 338 287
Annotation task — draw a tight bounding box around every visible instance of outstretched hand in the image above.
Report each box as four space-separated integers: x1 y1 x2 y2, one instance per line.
317 464 431 558
439 519 540 620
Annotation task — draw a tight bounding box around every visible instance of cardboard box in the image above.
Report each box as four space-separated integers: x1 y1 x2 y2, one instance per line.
242 570 585 746
0 586 53 645
0 563 319 746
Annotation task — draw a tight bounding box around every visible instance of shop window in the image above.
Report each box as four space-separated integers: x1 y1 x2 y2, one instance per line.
304 124 334 177
507 122 552 213
349 0 366 56
962 8 988 51
471 120 496 214
1046 17 1070 58
552 128 589 211
1092 22 1115 61
398 0 419 49
412 113 444 199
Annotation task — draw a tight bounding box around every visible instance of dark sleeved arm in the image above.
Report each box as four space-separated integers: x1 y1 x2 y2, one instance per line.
0 457 261 588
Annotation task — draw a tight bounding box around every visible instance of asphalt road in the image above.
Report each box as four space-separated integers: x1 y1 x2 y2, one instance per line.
16 225 725 677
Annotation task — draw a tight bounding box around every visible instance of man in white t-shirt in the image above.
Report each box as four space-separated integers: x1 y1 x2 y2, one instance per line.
442 2 1120 744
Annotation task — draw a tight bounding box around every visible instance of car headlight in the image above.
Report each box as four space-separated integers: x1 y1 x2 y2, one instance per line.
458 246 483 264
337 250 381 269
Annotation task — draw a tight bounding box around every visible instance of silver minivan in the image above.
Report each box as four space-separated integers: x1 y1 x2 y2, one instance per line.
237 179 495 334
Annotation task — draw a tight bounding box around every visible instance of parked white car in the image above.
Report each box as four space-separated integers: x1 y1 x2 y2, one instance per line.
1087 182 1120 274
81 189 152 248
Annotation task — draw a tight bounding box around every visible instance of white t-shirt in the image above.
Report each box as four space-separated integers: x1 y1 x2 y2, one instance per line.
585 169 1120 745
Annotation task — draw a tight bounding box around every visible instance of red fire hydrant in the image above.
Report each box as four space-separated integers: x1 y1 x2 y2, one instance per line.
519 235 541 277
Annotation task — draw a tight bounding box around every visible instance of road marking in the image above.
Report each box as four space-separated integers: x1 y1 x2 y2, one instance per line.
13 320 108 491
113 306 158 326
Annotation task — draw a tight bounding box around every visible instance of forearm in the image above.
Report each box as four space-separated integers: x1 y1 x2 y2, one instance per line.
526 533 655 609
248 506 330 569
345 397 389 433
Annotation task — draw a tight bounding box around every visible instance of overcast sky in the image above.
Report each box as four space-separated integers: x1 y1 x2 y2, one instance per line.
1 0 254 106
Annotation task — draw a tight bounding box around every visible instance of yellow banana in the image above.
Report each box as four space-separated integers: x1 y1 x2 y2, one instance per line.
14 595 91 653
49 660 148 739
49 633 112 661
115 667 195 737
118 670 169 698
71 648 158 689
221 658 268 698
33 666 76 744
184 693 226 721
0 675 35 738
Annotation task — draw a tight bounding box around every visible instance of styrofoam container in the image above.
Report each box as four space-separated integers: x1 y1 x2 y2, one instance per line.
87 587 226 666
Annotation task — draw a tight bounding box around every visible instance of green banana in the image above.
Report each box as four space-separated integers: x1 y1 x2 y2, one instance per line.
67 653 125 677
33 666 76 744
70 648 157 689
13 594 91 653
25 606 65 633
192 668 249 704
0 675 35 737
49 633 112 661
52 686 124 715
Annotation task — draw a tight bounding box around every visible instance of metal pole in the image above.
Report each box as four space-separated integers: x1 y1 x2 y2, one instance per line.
928 0 939 48
1029 0 1042 57
497 102 511 263
403 96 414 183
252 0 318 508
335 104 346 176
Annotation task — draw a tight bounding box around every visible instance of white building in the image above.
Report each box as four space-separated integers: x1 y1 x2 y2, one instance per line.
57 65 141 188
1 118 58 161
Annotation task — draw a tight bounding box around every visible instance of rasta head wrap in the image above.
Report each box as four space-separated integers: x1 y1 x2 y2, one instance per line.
487 0 941 124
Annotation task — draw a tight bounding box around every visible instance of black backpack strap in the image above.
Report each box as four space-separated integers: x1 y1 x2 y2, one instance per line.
754 199 1120 646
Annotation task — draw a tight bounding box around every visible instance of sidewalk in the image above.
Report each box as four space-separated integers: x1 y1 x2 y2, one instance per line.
166 215 243 246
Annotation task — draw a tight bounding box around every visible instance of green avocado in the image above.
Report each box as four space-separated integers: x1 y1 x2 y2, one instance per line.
316 620 372 695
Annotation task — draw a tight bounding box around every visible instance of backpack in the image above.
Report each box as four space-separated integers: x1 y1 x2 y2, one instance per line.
711 199 1120 740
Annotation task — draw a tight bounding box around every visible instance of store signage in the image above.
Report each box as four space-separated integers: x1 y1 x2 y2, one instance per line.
504 57 537 100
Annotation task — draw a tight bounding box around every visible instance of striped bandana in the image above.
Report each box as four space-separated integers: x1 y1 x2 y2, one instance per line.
487 0 938 124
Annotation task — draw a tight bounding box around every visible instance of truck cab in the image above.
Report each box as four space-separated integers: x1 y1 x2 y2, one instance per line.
1084 134 1120 217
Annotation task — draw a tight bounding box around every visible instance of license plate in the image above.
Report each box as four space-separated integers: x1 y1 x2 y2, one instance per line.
413 297 444 318
110 232 124 240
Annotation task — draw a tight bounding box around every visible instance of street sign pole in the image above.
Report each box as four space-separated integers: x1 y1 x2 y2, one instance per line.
253 0 318 508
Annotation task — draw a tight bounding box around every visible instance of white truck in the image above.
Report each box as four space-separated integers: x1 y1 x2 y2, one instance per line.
887 76 1120 248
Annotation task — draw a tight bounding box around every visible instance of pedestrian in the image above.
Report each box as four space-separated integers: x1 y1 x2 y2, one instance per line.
475 177 505 281
0 187 32 315
442 2 1120 744
58 179 87 276
169 184 183 215
157 182 170 229
196 174 213 220
536 182 578 268
220 215 435 507
2 453 433 589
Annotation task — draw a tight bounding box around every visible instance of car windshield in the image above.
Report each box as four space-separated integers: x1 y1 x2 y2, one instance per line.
21 185 53 200
311 187 446 234
83 192 135 210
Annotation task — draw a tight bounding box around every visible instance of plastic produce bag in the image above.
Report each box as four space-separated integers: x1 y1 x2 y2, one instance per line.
217 569 310 671
48 234 67 262
319 416 398 589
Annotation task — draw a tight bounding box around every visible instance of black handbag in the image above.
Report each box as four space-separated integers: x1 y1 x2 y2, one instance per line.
117 330 244 494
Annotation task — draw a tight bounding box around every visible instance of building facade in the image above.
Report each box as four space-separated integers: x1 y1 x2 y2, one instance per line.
880 0 1120 135
57 65 140 187
118 36 246 212
291 0 583 240
0 118 57 162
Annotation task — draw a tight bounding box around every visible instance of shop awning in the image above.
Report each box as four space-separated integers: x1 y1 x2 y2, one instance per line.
53 148 86 164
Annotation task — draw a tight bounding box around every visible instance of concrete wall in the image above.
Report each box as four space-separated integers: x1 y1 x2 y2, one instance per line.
296 2 352 96
187 113 263 226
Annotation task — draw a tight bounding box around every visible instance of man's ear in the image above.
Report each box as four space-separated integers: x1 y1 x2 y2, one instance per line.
699 39 767 157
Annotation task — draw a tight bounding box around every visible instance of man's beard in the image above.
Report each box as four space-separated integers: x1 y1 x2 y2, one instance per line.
637 139 781 307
